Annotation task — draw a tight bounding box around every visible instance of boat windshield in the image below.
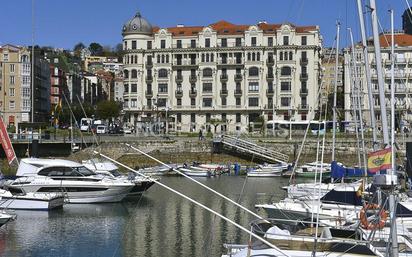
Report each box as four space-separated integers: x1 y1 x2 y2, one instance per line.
109 170 122 177
73 166 96 176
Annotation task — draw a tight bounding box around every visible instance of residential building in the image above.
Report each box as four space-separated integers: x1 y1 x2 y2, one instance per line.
321 47 344 98
344 32 412 128
121 12 322 133
114 73 124 102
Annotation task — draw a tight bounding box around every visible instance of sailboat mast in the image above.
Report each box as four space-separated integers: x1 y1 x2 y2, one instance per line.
31 0 35 123
389 9 399 256
331 22 340 161
356 0 377 150
369 0 390 145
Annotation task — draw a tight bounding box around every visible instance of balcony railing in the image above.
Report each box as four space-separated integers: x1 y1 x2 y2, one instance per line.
146 75 153 83
189 75 197 83
220 89 228 96
300 73 308 80
300 58 308 65
145 61 153 67
175 89 183 97
299 104 309 110
145 90 153 96
234 89 242 95
267 58 275 66
266 73 274 81
300 88 308 95
266 89 274 95
189 89 197 96
234 74 243 81
220 74 228 81
175 74 183 83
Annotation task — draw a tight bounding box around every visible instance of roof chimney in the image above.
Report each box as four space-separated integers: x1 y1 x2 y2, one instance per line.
177 24 184 28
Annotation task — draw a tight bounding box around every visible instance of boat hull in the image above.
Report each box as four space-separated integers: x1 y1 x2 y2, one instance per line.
0 195 65 210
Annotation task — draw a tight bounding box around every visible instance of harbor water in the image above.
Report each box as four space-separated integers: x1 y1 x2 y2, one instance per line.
0 176 291 257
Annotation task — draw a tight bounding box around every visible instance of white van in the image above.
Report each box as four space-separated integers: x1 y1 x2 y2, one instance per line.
96 125 107 134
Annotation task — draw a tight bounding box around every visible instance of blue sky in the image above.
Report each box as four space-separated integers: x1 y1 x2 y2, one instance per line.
0 0 409 50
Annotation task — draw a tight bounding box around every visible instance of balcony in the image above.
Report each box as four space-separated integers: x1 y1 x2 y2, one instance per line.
266 88 274 96
220 74 228 82
234 89 242 96
145 90 153 97
300 88 308 95
299 104 309 110
146 61 153 68
146 75 153 83
234 74 243 82
220 89 228 96
189 75 197 83
300 73 308 80
266 58 274 66
189 89 197 97
266 73 274 81
175 89 183 97
175 74 183 83
300 58 308 65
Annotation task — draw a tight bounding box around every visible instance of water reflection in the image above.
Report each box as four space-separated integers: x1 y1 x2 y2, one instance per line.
0 176 289 257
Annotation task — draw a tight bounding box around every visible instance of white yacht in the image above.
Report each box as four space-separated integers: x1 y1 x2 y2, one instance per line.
82 159 158 196
6 158 135 203
0 212 15 227
0 188 64 210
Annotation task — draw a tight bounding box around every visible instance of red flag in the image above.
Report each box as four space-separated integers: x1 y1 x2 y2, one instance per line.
0 117 16 165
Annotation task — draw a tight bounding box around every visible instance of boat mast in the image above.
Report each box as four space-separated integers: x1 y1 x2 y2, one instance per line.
349 28 368 171
356 0 378 150
389 9 399 256
31 0 35 123
331 22 340 162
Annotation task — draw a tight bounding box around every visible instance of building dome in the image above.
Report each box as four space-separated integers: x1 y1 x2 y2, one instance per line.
122 12 153 36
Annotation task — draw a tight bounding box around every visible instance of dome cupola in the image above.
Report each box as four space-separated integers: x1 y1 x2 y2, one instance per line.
122 12 153 36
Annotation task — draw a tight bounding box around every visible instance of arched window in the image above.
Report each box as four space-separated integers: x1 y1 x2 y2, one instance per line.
203 68 213 77
158 68 168 78
280 52 283 61
281 66 291 76
124 70 129 79
252 52 256 61
289 51 293 60
249 67 259 77
211 53 214 62
247 52 251 61
157 55 160 63
257 52 260 61
166 55 169 63
131 69 138 78
21 55 29 63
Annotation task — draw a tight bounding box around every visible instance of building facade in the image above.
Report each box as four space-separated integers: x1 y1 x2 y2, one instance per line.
121 12 322 133
344 33 412 128
321 48 344 98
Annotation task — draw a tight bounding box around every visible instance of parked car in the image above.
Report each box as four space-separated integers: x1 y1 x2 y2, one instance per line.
108 126 124 134
123 127 133 134
96 125 107 134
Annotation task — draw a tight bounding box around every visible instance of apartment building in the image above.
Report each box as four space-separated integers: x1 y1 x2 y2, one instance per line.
121 12 322 133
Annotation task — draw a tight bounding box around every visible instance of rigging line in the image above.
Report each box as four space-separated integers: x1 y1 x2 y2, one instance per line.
95 151 291 257
125 143 268 222
288 37 337 184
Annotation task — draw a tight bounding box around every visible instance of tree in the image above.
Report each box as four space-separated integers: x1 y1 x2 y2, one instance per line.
73 42 85 58
96 100 121 121
88 42 103 56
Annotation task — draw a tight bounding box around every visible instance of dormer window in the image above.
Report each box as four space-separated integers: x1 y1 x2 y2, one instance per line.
283 36 289 45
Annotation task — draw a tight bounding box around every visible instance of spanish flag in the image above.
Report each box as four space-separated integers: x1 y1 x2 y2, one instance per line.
367 148 392 173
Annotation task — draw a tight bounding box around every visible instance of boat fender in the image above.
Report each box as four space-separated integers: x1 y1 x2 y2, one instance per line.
359 203 387 230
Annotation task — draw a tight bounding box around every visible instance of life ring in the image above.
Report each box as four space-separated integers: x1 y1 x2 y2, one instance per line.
359 203 388 230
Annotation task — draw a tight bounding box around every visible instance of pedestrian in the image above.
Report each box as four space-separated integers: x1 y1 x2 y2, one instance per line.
199 129 203 140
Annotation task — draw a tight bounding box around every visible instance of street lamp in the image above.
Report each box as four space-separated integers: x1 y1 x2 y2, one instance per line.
289 106 294 140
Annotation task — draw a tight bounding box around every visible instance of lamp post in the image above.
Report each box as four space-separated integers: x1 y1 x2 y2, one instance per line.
289 106 293 140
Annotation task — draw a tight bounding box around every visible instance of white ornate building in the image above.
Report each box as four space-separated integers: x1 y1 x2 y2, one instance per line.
121 12 322 133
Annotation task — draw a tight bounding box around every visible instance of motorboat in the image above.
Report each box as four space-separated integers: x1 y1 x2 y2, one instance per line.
82 159 158 196
0 188 64 210
178 166 212 177
5 158 135 203
295 161 332 178
247 162 288 177
0 212 15 227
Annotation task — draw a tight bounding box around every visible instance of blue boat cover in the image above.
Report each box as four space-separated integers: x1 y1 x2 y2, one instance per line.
331 161 378 178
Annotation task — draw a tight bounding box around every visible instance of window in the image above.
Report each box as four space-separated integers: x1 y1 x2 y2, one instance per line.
124 70 129 79
221 97 227 106
268 37 273 46
191 98 196 106
191 113 196 123
158 83 168 93
236 113 241 123
3 54 8 61
205 38 210 47
177 98 182 106
280 97 290 107
9 100 15 109
281 66 291 76
158 69 168 78
236 97 241 106
251 37 257 46
131 84 137 93
22 87 30 97
283 36 289 45
248 97 259 107
289 51 293 60
280 52 283 61
132 40 137 49
177 113 182 123
203 68 213 77
10 64 15 73
161 40 166 49
236 38 242 46
222 113 227 122
131 69 138 78
191 39 196 48
10 76 15 85
203 98 212 107
249 67 259 77
9 88 14 97
23 76 30 84
248 82 259 92
124 84 129 93
124 41 128 50
147 41 152 49
206 113 211 122
131 99 137 107
203 83 213 92
301 36 307 46
301 51 307 60
221 38 227 47
177 40 182 48
281 81 291 91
